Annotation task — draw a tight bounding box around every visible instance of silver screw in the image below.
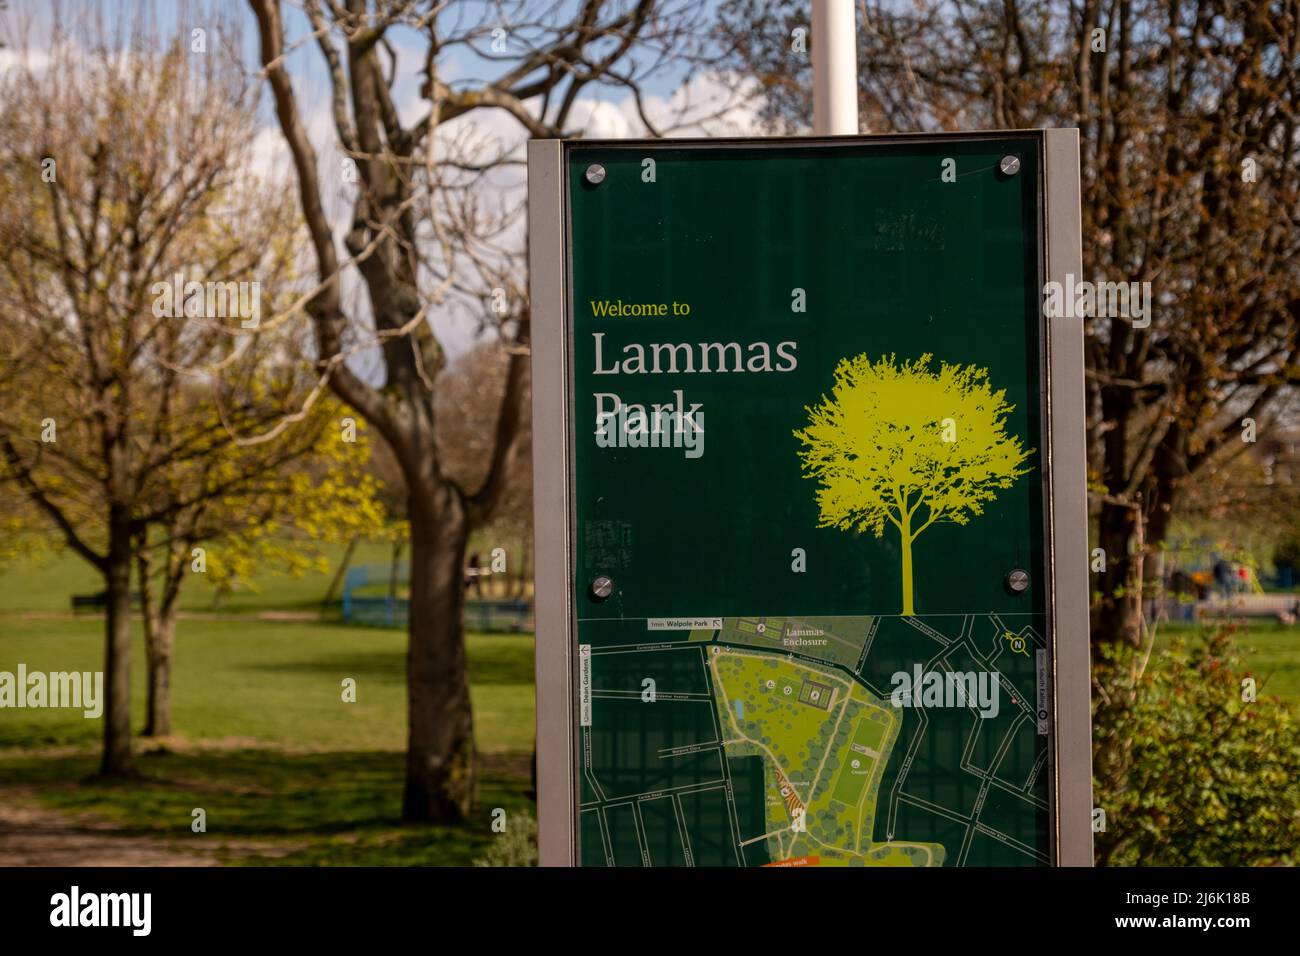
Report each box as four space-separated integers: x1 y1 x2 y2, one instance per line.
999 155 1021 177
1006 569 1030 593
585 163 606 185
590 575 614 600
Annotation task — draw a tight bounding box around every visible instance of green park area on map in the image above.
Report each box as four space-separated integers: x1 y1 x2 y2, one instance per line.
578 614 1050 867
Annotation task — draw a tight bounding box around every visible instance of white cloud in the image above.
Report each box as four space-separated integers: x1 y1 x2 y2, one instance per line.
0 45 54 76
243 69 769 367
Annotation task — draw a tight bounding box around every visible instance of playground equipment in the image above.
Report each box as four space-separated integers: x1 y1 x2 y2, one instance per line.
339 563 533 632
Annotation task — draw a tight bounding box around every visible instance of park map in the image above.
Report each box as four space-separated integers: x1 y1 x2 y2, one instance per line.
577 613 1051 867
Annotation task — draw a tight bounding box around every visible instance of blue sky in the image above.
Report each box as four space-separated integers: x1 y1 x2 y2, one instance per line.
2 0 722 116
1 0 765 362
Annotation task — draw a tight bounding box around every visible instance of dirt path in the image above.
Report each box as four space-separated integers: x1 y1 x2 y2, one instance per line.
0 784 295 866
0 786 217 866
0 749 530 866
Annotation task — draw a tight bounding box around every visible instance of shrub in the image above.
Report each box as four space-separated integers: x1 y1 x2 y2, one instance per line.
1092 628 1300 866
1274 536 1300 576
473 810 538 867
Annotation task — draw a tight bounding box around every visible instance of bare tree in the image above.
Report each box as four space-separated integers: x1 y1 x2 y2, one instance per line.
248 0 714 820
437 342 534 593
0 17 322 773
719 0 1300 645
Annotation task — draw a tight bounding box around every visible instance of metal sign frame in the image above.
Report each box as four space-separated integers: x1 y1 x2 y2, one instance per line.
527 130 1092 867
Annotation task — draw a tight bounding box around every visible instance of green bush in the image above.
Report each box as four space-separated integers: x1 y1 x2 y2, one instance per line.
1092 628 1300 866
1275 536 1300 575
473 809 538 867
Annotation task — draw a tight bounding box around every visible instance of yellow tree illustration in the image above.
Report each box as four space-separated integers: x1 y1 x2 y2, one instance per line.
794 353 1032 616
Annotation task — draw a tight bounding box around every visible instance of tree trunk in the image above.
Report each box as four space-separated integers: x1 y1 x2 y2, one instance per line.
402 484 477 821
137 548 161 737
515 536 530 601
139 537 184 738
100 511 135 776
322 537 359 608
143 610 176 738
1142 499 1175 624
387 538 403 606
1093 499 1143 647
1138 430 1185 626
899 524 915 616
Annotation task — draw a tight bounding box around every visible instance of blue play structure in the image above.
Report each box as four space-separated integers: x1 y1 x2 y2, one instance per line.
340 563 533 632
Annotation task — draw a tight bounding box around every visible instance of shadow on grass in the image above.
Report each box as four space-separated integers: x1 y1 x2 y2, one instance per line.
0 748 534 866
238 638 535 686
236 649 409 682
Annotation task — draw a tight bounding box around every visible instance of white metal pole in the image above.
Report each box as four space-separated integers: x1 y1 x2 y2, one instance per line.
811 0 859 135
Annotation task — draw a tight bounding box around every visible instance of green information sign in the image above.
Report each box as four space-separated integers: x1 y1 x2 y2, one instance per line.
529 133 1092 867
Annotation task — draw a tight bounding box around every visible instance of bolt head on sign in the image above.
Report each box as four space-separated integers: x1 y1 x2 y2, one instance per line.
590 575 614 600
999 155 1021 177
585 164 606 185
1006 569 1030 593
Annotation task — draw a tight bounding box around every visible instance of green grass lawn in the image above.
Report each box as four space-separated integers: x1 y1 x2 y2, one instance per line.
0 617 534 752
1156 619 1300 705
0 611 536 865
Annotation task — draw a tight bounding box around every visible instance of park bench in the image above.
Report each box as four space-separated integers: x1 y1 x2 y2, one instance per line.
464 598 534 633
1196 594 1300 625
70 591 144 614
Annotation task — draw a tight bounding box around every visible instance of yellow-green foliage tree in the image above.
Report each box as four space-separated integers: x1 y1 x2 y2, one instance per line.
794 353 1031 615
134 397 388 737
191 413 385 597
201 431 387 599
0 497 47 571
0 17 307 773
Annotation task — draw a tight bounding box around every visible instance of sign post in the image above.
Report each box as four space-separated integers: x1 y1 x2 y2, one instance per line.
812 0 859 135
528 132 1092 867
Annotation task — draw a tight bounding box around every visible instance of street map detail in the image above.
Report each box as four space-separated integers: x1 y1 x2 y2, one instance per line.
578 614 1050 867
